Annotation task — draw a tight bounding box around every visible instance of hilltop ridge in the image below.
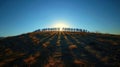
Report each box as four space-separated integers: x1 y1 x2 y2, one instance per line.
0 31 120 67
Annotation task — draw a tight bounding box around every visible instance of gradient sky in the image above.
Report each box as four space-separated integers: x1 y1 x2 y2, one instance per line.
0 0 120 37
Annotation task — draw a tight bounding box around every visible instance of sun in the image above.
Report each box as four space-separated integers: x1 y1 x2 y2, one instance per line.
52 21 69 31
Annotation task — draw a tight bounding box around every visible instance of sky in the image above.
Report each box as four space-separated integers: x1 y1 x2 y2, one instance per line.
0 0 120 37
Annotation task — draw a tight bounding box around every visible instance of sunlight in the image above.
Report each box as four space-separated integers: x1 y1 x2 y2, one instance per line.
52 21 70 31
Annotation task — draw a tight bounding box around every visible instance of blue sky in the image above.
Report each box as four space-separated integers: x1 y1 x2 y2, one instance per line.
0 0 120 36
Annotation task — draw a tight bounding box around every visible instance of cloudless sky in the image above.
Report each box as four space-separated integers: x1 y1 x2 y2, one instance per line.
0 0 120 37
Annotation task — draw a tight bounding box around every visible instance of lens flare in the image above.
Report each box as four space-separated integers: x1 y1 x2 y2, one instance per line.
52 21 70 31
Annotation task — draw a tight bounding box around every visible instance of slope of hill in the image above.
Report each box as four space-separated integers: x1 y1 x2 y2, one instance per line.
0 31 120 67
0 37 5 40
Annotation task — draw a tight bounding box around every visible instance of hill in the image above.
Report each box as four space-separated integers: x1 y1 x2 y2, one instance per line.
0 31 120 67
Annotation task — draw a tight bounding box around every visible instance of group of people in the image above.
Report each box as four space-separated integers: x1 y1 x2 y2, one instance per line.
34 28 89 32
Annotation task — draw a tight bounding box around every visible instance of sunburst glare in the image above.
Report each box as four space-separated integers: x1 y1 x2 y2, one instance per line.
52 21 70 31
